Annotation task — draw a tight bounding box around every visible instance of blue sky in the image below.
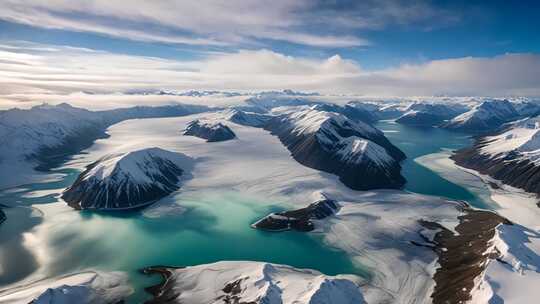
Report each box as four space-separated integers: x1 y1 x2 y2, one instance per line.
0 0 539 100
1 0 538 69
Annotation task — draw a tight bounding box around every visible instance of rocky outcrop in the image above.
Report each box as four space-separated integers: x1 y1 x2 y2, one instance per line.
141 261 364 304
62 148 190 210
0 208 5 226
251 199 339 232
418 208 511 304
396 111 445 126
183 119 236 142
264 109 406 190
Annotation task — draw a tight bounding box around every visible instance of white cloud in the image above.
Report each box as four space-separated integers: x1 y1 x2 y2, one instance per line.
0 0 368 47
0 0 459 48
0 41 539 110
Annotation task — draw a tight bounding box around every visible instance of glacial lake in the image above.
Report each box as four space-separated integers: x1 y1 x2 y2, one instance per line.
0 120 492 303
375 120 491 209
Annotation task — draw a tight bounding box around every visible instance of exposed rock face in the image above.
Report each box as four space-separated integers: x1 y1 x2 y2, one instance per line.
0 208 5 225
419 208 511 304
452 116 540 195
62 148 190 210
141 261 365 304
264 109 406 190
396 103 468 126
183 119 236 142
442 99 520 133
251 199 339 232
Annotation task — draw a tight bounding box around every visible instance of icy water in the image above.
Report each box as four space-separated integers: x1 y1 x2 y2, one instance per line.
376 120 491 209
0 170 362 303
0 120 493 303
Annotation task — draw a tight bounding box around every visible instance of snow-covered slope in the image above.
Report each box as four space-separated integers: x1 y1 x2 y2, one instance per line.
245 92 317 110
62 148 192 210
345 101 381 115
183 119 236 142
442 99 519 132
0 271 131 304
26 111 533 304
0 103 209 189
264 108 405 190
395 102 468 126
0 103 107 163
223 109 272 127
143 261 365 304
310 103 378 123
375 103 408 120
286 191 508 304
473 223 540 303
510 100 540 117
452 115 540 194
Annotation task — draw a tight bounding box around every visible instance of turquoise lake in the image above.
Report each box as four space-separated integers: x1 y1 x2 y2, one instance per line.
0 120 492 303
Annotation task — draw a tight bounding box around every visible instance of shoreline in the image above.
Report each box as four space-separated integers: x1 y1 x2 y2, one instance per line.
415 151 540 228
139 266 182 304
415 150 540 303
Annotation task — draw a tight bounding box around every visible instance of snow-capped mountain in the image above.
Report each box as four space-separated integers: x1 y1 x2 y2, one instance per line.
62 148 192 210
245 94 317 110
221 109 272 127
183 119 236 142
442 99 520 132
346 101 381 114
264 108 406 190
0 271 131 304
126 89 244 97
310 103 378 123
452 115 540 194
100 103 210 125
0 103 208 189
395 102 469 126
375 103 408 120
0 103 107 168
513 100 540 117
142 261 364 304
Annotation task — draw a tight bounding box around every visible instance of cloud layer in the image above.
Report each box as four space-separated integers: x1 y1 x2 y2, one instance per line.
0 41 539 109
0 0 457 48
